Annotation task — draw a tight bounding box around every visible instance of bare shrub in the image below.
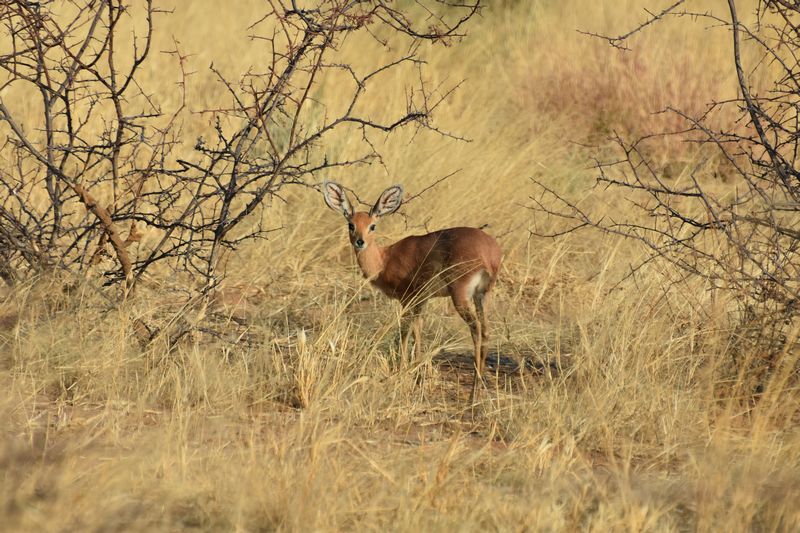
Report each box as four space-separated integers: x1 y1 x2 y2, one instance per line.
0 1 174 290
531 1 800 377
0 1 479 293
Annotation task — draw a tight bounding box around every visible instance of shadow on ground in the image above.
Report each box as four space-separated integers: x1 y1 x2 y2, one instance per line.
433 348 565 375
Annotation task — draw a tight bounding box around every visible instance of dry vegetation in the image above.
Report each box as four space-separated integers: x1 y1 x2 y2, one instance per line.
2 1 800 531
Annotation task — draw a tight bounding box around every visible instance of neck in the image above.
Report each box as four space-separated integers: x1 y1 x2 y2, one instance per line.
356 243 385 280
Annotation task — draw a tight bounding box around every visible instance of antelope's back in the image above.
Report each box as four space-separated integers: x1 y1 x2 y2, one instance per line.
438 227 502 279
378 227 501 301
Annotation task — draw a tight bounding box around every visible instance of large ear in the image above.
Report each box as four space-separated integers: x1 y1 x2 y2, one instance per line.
370 184 404 218
322 181 353 218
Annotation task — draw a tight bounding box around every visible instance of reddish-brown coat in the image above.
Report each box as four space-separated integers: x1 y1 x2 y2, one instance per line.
352 218 501 306
323 181 502 404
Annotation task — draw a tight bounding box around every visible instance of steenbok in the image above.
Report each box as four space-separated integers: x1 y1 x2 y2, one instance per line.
322 181 502 401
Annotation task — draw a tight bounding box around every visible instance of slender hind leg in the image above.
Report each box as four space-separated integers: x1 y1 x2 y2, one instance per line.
473 288 490 379
452 292 482 405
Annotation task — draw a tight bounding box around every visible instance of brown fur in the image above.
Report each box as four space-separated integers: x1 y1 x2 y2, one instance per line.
323 182 502 403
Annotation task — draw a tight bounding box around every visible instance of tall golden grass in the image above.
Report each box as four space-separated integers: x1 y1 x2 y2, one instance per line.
2 1 799 531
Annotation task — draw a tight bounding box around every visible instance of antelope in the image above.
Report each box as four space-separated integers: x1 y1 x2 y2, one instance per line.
322 181 502 402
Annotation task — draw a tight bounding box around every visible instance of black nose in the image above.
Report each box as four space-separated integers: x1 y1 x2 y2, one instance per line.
355 238 364 247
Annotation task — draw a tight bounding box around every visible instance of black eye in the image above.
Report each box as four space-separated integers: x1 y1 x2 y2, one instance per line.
348 223 355 232
369 224 376 232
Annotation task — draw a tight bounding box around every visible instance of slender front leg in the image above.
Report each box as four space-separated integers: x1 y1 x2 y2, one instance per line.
412 310 423 362
400 300 425 363
400 314 412 361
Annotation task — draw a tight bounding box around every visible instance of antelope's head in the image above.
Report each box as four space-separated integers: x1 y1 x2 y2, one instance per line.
322 181 404 253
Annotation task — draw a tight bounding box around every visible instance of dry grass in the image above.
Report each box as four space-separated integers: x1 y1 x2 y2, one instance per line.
2 1 800 531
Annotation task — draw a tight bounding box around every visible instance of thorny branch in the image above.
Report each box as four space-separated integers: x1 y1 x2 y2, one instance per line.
0 0 479 295
531 0 800 358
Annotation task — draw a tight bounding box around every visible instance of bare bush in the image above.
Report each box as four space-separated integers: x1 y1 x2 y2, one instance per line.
531 1 800 362
0 0 478 293
0 0 173 290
